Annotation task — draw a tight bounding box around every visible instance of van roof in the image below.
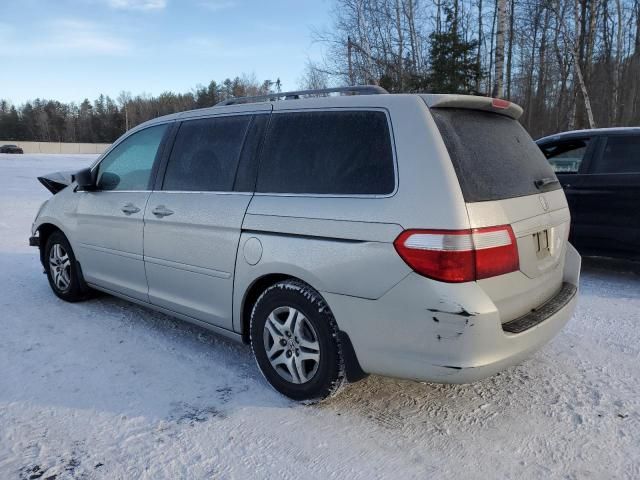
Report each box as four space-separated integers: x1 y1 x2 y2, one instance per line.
136 86 524 130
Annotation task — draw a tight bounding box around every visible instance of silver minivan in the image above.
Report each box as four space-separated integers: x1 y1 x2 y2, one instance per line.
31 86 581 401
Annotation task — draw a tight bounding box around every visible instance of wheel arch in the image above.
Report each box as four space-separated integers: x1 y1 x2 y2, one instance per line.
240 273 296 343
36 222 64 267
238 273 368 383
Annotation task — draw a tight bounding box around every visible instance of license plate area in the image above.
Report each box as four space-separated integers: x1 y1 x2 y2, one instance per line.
534 229 550 259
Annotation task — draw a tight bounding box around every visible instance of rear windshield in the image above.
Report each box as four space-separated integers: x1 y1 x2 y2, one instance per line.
430 108 560 202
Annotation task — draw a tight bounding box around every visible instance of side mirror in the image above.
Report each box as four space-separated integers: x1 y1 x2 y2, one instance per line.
74 167 96 191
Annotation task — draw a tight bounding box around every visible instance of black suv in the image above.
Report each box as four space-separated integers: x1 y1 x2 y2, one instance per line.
0 144 24 154
537 127 640 259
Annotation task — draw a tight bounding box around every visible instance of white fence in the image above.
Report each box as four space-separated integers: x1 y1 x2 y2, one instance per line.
0 141 111 154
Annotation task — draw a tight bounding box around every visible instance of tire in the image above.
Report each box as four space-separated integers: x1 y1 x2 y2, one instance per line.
44 231 91 302
250 280 345 401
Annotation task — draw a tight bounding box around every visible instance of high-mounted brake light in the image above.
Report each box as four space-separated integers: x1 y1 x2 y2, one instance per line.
393 225 519 283
492 98 511 109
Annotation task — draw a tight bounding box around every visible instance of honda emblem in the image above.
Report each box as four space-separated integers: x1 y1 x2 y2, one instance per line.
539 195 549 211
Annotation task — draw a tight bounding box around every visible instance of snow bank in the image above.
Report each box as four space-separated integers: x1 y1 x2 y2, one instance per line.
0 154 638 479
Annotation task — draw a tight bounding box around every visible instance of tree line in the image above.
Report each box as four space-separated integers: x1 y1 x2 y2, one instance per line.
2 0 639 143
306 0 640 138
0 76 280 144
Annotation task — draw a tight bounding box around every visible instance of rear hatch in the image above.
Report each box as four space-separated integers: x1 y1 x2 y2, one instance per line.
426 97 569 324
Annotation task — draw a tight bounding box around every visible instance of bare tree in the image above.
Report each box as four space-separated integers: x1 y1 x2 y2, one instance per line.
299 61 330 90
309 0 640 136
117 91 132 131
492 0 507 97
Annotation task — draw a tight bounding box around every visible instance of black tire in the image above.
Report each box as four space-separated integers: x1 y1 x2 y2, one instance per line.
250 280 345 401
44 231 91 302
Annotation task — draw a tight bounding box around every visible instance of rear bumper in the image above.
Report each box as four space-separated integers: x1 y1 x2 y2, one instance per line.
323 243 581 383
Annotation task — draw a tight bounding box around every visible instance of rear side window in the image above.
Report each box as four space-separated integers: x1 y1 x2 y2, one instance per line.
540 138 590 173
591 135 640 174
431 108 560 202
256 111 395 195
163 115 251 192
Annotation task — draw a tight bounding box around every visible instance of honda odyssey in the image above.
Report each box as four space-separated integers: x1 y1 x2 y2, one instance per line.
30 86 581 401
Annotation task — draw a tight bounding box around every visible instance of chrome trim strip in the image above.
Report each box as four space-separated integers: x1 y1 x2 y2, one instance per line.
77 190 253 195
257 107 399 198
152 191 254 195
252 192 394 199
89 108 399 199
76 190 151 194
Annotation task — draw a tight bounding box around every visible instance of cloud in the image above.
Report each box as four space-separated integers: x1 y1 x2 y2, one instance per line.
106 0 167 10
49 19 131 54
0 19 131 57
197 0 237 12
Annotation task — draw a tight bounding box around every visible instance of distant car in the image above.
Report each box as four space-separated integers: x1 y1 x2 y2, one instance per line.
537 127 640 259
0 144 24 154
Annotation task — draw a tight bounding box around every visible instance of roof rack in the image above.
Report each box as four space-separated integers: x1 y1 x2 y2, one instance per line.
215 85 388 106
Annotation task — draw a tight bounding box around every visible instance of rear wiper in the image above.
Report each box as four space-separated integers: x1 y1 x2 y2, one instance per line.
534 177 559 190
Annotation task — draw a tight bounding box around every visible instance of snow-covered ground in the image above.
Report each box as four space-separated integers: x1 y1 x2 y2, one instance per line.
0 153 638 480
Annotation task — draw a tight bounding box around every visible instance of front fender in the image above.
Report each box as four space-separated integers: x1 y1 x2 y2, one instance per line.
31 186 80 251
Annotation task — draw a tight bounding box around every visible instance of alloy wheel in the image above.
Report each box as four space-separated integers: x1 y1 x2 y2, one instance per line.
262 306 321 384
49 243 71 292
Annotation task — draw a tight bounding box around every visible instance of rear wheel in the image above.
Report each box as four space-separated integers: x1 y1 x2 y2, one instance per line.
250 280 345 401
44 231 91 302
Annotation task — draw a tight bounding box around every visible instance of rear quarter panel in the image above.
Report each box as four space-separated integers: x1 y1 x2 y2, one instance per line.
232 217 411 333
231 95 471 334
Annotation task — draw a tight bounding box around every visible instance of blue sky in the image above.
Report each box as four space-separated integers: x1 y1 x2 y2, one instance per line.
0 0 331 104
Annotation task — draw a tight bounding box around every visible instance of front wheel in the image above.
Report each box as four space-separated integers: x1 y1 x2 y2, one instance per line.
250 280 345 401
44 231 91 302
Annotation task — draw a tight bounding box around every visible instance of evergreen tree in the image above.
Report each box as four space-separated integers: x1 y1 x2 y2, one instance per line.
0 75 279 142
427 5 481 94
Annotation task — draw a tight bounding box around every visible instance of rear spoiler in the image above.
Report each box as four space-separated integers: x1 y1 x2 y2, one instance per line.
38 171 75 194
420 94 523 120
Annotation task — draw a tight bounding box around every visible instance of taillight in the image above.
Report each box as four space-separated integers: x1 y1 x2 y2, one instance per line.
393 225 519 283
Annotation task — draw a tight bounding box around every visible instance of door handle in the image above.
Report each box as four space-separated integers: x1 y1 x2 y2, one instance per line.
121 203 141 215
151 205 174 218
